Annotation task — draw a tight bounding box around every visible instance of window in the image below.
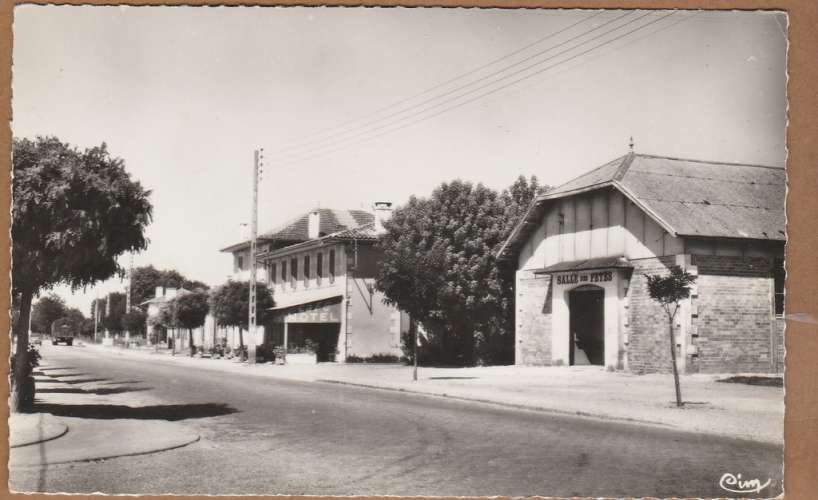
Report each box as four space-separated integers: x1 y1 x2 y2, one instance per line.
236 255 244 271
773 258 785 317
269 262 277 285
329 249 336 282
303 255 311 286
290 257 298 287
317 252 323 284
280 260 287 284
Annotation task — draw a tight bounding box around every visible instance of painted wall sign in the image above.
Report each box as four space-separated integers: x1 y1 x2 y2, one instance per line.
274 302 342 324
556 270 613 285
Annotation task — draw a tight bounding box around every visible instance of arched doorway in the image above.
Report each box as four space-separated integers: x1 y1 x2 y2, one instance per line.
568 285 605 365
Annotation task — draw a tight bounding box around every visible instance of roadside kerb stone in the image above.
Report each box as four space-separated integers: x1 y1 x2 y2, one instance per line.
9 414 69 449
10 418 200 467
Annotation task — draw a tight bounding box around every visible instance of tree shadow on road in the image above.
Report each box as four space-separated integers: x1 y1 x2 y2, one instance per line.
40 372 90 379
36 386 153 395
59 378 111 385
33 402 239 421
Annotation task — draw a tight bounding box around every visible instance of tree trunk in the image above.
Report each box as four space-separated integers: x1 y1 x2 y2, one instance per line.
238 327 245 361
667 309 683 407
189 328 195 357
11 289 34 413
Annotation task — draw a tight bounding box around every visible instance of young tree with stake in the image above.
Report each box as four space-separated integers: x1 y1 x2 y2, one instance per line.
644 265 697 407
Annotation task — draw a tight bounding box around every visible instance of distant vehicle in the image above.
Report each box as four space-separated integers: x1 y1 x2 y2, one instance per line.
51 318 75 346
29 333 43 346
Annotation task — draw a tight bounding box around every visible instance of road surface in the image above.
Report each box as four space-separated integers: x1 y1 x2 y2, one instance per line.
10 344 783 497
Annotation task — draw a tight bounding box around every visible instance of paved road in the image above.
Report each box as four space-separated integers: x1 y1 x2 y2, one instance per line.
10 345 783 497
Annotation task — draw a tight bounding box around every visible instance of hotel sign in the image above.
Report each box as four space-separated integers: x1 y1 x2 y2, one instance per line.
274 302 342 324
555 270 613 285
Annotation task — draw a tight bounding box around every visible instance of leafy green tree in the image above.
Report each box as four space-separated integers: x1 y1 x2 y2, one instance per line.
645 265 698 407
377 176 547 366
173 291 210 356
130 265 209 308
376 181 502 365
11 136 152 412
31 294 67 334
209 280 274 358
122 309 148 338
101 292 127 335
501 174 549 221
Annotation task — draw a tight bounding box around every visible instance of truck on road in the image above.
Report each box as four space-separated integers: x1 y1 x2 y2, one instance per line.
50 318 75 346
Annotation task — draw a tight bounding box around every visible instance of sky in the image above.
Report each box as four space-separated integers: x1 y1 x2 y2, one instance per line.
12 7 787 314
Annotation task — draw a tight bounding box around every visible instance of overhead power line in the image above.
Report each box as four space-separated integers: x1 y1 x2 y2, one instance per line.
270 11 677 169
269 11 634 162
273 11 604 155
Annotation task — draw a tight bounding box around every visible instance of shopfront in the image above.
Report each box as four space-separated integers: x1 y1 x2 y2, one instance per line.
270 299 343 362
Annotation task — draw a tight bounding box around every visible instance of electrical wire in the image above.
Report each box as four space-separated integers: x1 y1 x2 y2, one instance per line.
269 12 635 162
266 12 675 168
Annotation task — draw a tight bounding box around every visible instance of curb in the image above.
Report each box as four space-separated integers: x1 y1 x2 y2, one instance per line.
10 433 201 468
10 424 70 449
315 379 781 445
315 378 672 428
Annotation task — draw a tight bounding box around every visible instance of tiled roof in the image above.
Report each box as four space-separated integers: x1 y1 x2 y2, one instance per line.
325 222 378 241
256 222 379 260
221 208 374 252
498 153 785 260
261 208 373 241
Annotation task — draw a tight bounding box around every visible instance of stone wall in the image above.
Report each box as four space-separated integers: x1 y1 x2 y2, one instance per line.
515 271 553 365
626 254 783 374
692 254 781 374
626 257 678 374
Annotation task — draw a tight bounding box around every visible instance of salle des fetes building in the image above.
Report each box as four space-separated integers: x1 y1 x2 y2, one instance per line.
497 153 785 374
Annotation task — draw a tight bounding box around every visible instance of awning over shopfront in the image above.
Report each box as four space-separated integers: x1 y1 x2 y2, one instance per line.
270 295 343 324
532 256 632 274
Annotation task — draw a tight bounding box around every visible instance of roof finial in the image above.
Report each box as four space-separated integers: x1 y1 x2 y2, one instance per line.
628 136 635 152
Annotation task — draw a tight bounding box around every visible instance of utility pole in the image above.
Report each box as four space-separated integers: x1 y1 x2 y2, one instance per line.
125 252 133 342
247 148 262 365
413 320 418 382
93 289 100 344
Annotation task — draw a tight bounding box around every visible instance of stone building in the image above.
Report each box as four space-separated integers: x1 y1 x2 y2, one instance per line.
497 152 785 374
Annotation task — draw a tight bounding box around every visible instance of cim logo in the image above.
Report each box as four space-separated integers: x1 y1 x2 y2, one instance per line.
718 473 772 495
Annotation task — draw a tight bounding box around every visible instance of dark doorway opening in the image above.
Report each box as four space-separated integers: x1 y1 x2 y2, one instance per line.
568 286 605 366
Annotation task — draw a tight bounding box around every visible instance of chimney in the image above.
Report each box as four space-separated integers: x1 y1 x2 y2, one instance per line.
155 286 163 298
308 209 321 239
373 202 393 234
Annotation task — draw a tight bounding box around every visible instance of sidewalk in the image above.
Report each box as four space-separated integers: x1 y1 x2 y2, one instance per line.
9 363 200 468
86 343 784 445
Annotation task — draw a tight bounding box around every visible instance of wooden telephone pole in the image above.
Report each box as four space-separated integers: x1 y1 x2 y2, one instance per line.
247 148 262 364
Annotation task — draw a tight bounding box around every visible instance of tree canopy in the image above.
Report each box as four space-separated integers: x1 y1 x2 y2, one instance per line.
130 265 209 308
375 176 545 366
121 309 148 337
12 137 152 297
209 280 274 331
645 266 698 307
100 292 127 335
175 291 210 331
31 294 67 334
11 136 152 411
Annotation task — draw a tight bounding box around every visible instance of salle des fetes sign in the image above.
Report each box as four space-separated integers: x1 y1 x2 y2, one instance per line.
555 270 613 285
